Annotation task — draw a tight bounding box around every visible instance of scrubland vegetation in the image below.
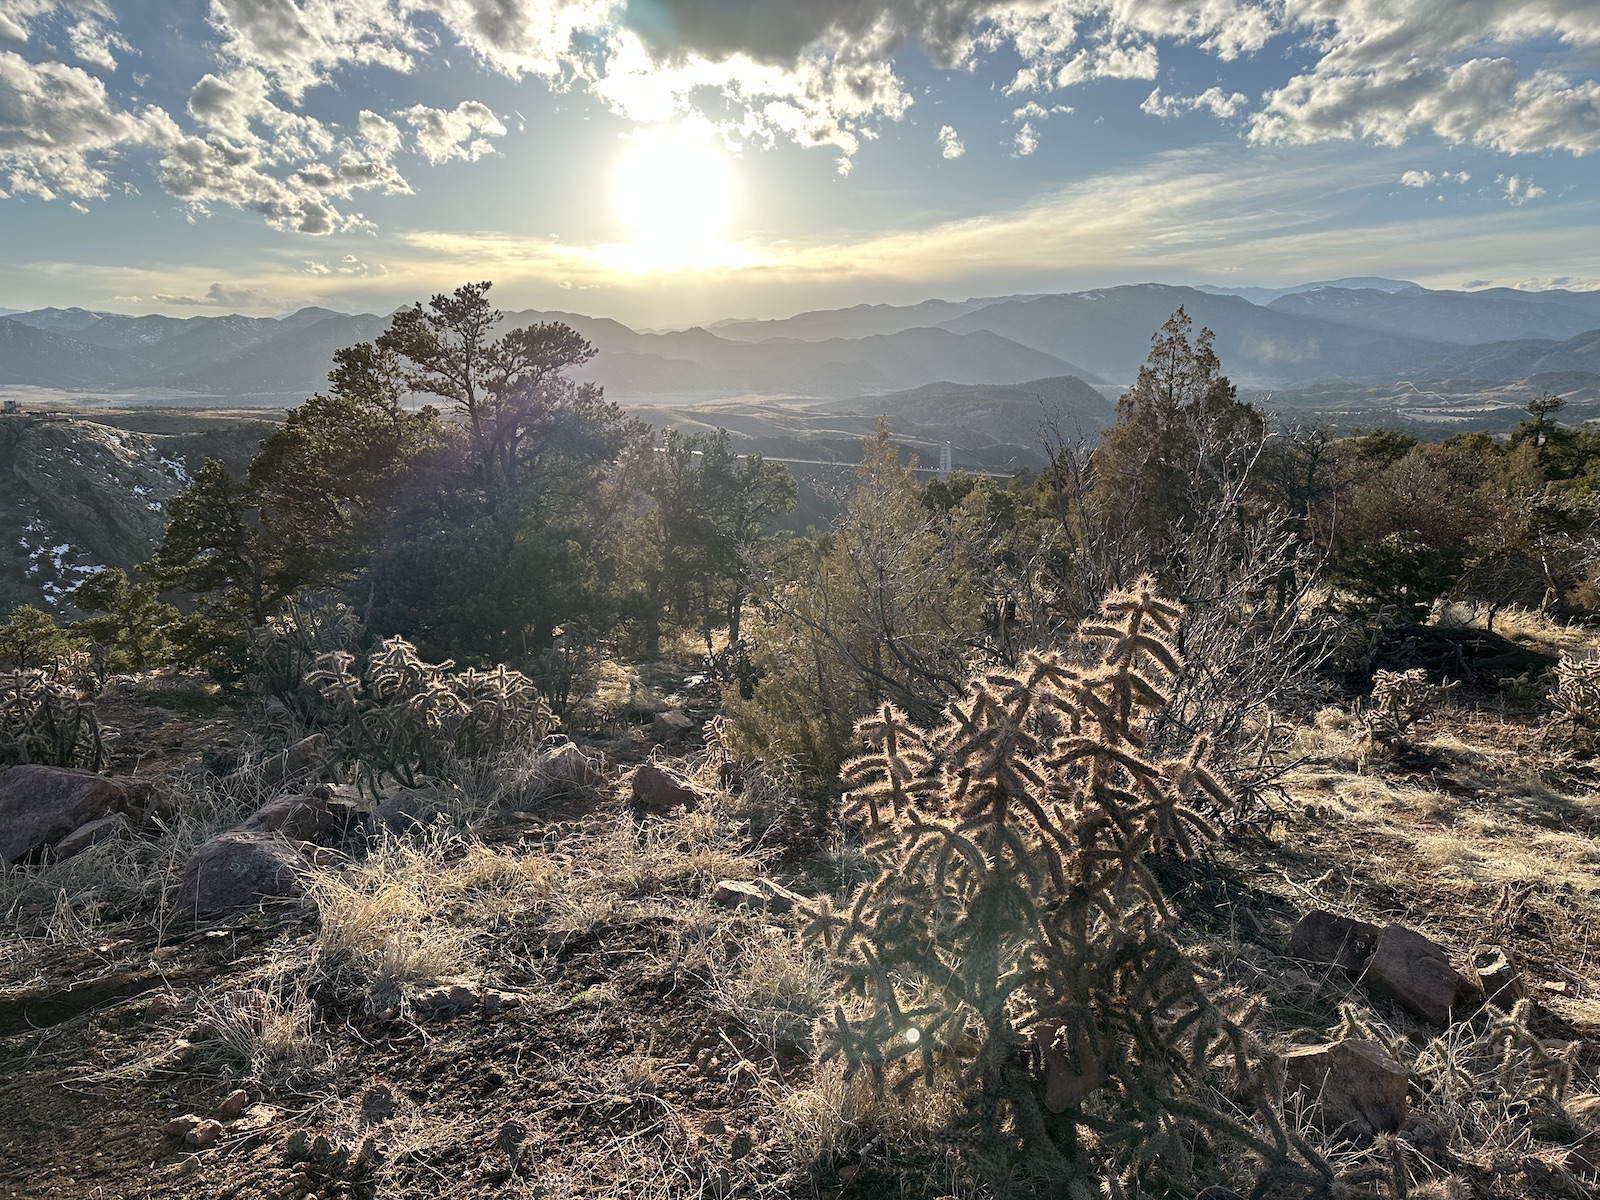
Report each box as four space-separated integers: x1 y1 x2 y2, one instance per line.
7 284 1600 1199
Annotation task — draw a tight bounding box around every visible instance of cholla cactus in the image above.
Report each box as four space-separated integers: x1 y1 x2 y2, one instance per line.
305 638 552 792
249 594 367 719
808 580 1316 1194
0 669 105 769
1361 667 1456 745
1547 652 1600 732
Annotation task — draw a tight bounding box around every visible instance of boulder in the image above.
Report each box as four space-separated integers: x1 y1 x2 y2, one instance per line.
1286 910 1383 975
630 763 704 816
1281 1040 1410 1134
651 708 694 743
53 812 132 860
1360 924 1480 1025
372 786 445 833
711 878 807 915
0 765 132 863
538 741 608 791
238 791 334 842
173 831 310 920
251 734 329 790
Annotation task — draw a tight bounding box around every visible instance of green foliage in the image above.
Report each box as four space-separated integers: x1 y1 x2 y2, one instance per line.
807 581 1305 1192
304 637 554 792
1086 307 1267 601
727 426 986 775
638 427 795 651
0 604 84 677
72 568 180 678
0 669 104 769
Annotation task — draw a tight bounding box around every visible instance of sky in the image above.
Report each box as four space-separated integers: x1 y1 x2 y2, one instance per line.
2 1 1599 328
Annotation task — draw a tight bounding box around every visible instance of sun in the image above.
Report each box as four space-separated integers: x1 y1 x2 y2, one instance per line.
613 125 736 266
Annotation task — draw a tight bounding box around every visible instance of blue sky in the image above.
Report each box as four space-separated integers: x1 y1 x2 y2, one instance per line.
2 1 1599 327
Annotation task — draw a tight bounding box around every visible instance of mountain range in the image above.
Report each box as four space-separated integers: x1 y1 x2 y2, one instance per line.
4 282 1600 427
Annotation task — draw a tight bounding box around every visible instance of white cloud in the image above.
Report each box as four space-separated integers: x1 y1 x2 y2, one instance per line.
402 100 506 164
1141 86 1248 119
937 124 964 159
1013 120 1038 156
0 50 170 199
1400 169 1471 187
1502 174 1546 204
153 281 282 308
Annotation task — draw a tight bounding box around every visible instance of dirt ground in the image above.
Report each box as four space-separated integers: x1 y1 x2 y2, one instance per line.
5 662 1600 1199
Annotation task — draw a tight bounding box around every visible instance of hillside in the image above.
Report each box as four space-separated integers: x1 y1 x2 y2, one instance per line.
0 411 274 614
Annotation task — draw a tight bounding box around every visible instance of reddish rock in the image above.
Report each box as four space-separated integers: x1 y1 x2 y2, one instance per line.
172 831 309 920
629 763 703 816
164 1114 205 1136
1286 910 1383 974
538 741 608 790
651 708 694 742
239 792 334 842
711 878 807 915
1360 924 1480 1025
0 765 132 863
185 1119 223 1147
217 1089 250 1118
53 812 132 860
1282 1040 1410 1134
412 983 480 1012
371 786 444 833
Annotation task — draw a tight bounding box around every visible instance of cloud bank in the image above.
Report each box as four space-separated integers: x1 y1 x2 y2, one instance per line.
0 0 1597 233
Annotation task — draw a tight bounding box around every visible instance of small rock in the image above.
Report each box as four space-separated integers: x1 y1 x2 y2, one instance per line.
651 708 694 743
703 1116 727 1137
1281 1039 1410 1134
1360 924 1480 1025
629 763 703 816
144 993 179 1018
173 1155 201 1178
217 1089 250 1118
185 1119 224 1147
412 983 480 1012
53 813 133 861
538 741 608 790
151 945 180 964
729 1129 753 1160
542 929 581 954
164 1114 205 1136
1471 944 1525 1009
1286 910 1383 974
711 878 807 915
239 792 335 843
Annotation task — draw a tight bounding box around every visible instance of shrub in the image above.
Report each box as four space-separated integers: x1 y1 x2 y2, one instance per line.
806 580 1321 1194
1360 667 1455 746
0 669 104 769
1546 651 1600 733
304 636 554 792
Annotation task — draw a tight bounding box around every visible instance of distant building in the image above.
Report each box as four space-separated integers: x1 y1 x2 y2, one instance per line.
1 400 20 415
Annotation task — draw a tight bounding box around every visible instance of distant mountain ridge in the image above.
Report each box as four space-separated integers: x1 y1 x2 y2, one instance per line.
3 279 1599 409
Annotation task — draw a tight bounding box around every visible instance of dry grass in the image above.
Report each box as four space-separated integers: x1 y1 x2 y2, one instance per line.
710 923 831 1052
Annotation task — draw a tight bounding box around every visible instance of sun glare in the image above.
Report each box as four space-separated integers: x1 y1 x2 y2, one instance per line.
612 125 736 268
